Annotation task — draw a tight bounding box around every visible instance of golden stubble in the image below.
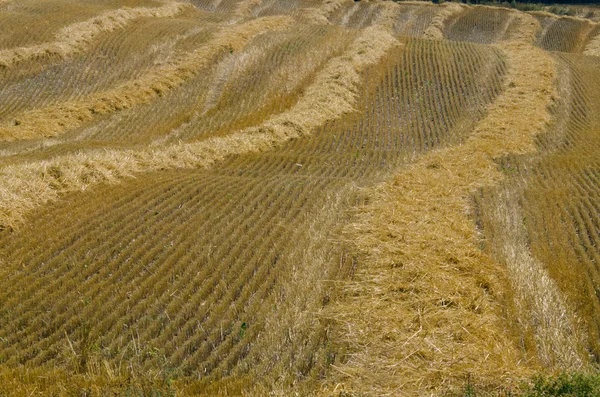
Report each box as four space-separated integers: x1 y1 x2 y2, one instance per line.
233 0 261 19
297 0 353 25
322 11 589 396
0 15 294 142
0 1 189 69
0 25 399 230
584 30 600 56
424 2 464 40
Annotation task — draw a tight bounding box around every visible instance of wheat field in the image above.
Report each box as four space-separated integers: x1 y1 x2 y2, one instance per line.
0 0 599 395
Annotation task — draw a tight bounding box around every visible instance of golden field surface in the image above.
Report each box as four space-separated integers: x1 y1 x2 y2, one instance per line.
0 0 599 395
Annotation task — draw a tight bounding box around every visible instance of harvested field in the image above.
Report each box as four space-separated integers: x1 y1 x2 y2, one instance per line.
444 6 519 44
533 13 599 53
478 52 600 364
1 0 599 395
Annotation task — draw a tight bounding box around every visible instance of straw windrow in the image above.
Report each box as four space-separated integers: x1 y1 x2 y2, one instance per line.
484 186 587 370
0 2 188 69
0 26 398 229
0 15 293 142
584 31 600 56
1 2 597 394
424 2 463 40
322 12 587 395
298 0 352 25
233 0 261 20
373 1 403 31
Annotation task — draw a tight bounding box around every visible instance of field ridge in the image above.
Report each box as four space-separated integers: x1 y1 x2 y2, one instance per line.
0 2 187 69
0 15 293 141
323 10 588 395
0 1 599 395
0 23 396 229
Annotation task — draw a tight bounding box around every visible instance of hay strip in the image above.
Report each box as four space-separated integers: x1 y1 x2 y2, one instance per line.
298 0 351 25
0 26 399 229
584 30 600 56
487 187 587 370
373 1 402 32
0 2 188 69
322 11 587 396
424 2 463 40
233 0 261 20
0 15 294 142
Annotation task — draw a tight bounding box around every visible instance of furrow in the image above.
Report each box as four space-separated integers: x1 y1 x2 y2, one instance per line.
0 2 187 69
0 16 213 119
0 15 293 142
0 24 396 229
323 11 585 395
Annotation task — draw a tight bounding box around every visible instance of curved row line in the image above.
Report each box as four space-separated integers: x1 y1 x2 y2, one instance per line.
0 1 187 69
0 23 394 229
0 15 213 120
322 11 587 395
584 26 600 56
0 0 160 50
507 51 600 358
0 33 508 384
0 15 293 142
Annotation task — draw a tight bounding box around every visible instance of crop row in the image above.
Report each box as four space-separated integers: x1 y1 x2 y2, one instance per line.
0 14 293 143
0 33 509 386
0 0 163 50
90 25 352 145
444 7 518 45
534 14 599 53
0 24 352 167
188 0 600 54
0 11 212 119
477 52 600 359
522 53 600 358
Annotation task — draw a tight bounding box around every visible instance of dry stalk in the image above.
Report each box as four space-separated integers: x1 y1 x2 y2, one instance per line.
424 3 464 40
488 186 587 369
584 30 600 56
0 26 399 230
242 183 359 394
339 2 359 27
298 0 352 25
322 11 587 396
233 0 261 20
531 9 600 25
0 15 294 142
373 1 403 31
0 2 188 69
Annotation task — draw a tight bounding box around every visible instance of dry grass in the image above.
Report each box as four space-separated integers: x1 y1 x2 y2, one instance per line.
214 183 361 396
531 10 599 26
322 11 587 396
0 1 188 69
233 0 261 20
477 50 600 365
481 186 588 370
298 0 352 25
251 25 399 139
0 25 398 230
373 1 402 31
0 15 293 142
2 2 599 395
424 3 463 40
0 364 175 396
0 9 399 394
584 30 600 56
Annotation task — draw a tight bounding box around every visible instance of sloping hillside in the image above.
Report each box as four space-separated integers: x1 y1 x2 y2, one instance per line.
0 0 599 395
